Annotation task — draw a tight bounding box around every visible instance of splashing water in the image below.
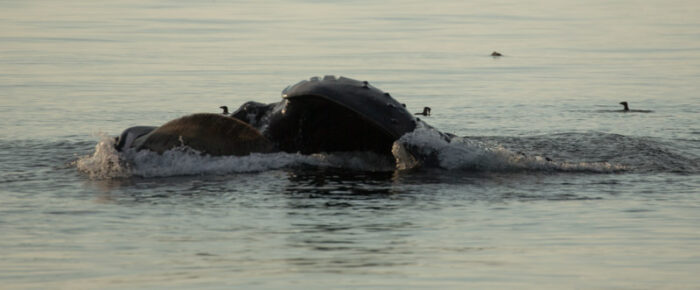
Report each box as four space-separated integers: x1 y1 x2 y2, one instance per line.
76 127 629 180
393 125 626 173
75 134 396 179
75 134 131 179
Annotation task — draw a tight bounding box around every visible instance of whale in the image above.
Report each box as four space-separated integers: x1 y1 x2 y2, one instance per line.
114 76 449 166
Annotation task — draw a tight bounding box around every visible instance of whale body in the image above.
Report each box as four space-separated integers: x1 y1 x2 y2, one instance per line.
115 76 446 166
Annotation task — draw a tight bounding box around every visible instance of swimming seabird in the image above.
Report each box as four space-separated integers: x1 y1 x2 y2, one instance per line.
619 101 630 112
220 105 229 115
415 107 431 116
618 101 653 113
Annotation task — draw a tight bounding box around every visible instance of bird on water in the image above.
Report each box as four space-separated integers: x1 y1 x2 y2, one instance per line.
620 101 630 112
618 101 652 113
415 107 431 116
220 106 229 115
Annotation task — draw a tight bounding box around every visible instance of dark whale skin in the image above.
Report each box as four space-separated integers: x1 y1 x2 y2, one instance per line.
115 76 420 158
280 76 416 140
133 114 275 156
262 76 418 155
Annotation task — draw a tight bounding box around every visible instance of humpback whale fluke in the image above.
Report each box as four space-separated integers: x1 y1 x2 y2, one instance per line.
619 101 629 112
415 107 431 116
219 105 229 115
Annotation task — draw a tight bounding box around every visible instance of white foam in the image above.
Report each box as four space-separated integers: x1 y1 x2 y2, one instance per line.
75 134 394 179
76 128 625 180
393 125 625 173
75 134 131 179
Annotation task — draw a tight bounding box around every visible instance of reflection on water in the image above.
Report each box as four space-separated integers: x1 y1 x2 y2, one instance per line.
284 168 398 197
282 168 417 274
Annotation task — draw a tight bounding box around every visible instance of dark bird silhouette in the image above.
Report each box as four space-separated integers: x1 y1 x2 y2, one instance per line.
220 105 229 115
618 101 653 113
415 107 431 116
491 51 502 57
619 101 630 112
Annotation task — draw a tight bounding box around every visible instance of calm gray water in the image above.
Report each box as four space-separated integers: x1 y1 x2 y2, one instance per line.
2 0 699 288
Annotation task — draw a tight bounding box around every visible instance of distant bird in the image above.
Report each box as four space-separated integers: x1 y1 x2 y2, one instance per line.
220 105 229 115
618 101 653 113
415 107 431 116
491 51 503 57
619 101 630 112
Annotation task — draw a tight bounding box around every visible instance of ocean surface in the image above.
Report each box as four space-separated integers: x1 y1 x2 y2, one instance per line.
1 0 699 288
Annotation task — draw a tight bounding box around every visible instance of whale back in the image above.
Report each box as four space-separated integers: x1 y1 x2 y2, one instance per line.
135 113 276 156
281 76 417 139
115 76 421 158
